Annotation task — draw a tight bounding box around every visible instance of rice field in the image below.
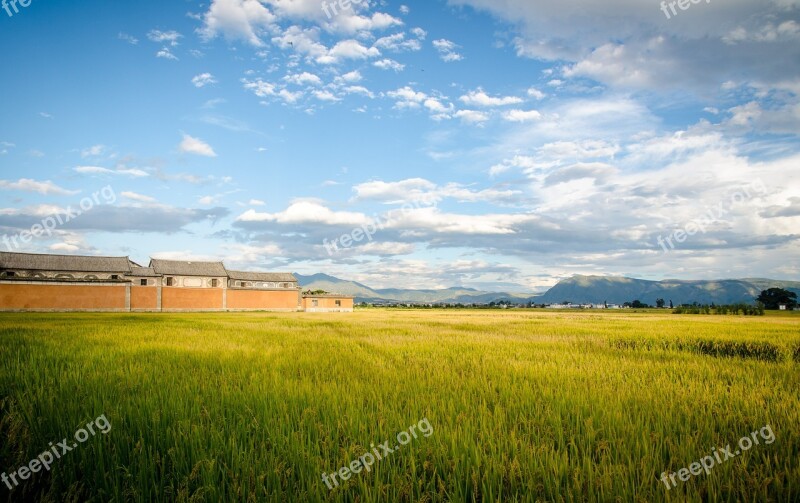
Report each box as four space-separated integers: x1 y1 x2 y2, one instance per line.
0 310 798 502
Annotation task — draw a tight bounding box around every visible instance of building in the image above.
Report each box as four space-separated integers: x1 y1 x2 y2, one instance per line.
0 251 352 313
302 293 355 313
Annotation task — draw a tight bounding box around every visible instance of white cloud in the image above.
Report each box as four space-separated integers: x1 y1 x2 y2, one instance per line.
323 39 381 63
328 12 403 35
147 30 182 46
374 32 422 52
80 145 107 158
527 87 546 100
74 166 149 178
178 134 217 157
503 109 542 122
337 70 362 83
352 178 521 205
373 58 405 71
284 71 323 86
387 86 428 108
455 109 489 124
118 32 138 45
156 47 178 60
192 73 218 88
433 39 463 62
122 191 157 203
0 179 79 196
460 89 523 107
314 90 341 102
199 0 276 46
237 200 371 226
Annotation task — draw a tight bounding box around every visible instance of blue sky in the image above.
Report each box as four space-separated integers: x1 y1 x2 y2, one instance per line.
1 0 798 291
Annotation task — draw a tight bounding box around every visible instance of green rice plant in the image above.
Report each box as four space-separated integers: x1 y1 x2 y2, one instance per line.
0 310 798 502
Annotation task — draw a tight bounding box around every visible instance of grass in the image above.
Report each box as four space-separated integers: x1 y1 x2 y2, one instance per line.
0 310 798 502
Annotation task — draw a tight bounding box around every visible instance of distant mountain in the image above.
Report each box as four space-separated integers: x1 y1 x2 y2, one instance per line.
295 272 800 306
294 273 533 304
536 275 800 305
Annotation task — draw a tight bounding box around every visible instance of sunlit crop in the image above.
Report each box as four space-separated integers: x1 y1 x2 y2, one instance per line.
1 310 798 502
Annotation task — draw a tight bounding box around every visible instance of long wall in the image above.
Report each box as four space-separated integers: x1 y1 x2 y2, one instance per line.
0 281 304 312
161 286 225 312
227 289 301 311
0 282 129 312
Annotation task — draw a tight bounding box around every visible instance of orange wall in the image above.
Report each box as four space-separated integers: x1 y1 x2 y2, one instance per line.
0 283 127 310
130 286 158 310
303 297 354 310
161 287 223 310
227 289 300 310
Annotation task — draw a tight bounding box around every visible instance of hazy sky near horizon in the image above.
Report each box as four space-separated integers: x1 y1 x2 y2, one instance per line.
0 0 798 291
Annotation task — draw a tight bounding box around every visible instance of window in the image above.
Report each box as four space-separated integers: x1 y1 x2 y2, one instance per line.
312 300 319 307
140 279 148 286
6 271 15 277
335 300 342 307
211 279 219 288
111 275 120 280
166 277 174 287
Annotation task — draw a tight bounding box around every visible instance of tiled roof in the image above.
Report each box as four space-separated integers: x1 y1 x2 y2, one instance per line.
0 252 131 273
129 266 159 277
226 270 297 283
149 258 227 277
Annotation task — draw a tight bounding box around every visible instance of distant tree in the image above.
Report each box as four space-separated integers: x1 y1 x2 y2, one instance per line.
656 298 666 308
630 300 649 309
669 300 674 309
757 288 798 310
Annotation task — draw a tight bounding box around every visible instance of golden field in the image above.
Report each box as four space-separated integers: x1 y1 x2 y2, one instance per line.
0 310 798 502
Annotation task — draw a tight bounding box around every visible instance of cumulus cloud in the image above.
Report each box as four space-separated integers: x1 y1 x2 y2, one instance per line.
199 0 276 46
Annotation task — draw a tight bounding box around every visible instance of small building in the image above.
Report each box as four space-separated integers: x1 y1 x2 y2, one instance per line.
302 293 354 313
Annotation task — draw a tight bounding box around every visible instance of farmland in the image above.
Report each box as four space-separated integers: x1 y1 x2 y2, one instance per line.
0 310 798 502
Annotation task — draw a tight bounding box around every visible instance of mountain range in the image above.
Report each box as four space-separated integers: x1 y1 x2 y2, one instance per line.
295 273 800 306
